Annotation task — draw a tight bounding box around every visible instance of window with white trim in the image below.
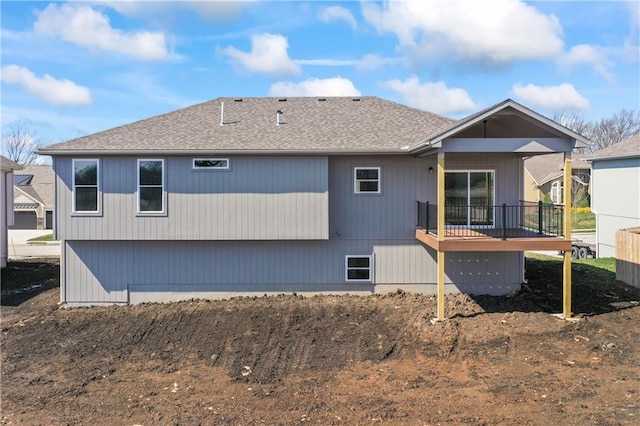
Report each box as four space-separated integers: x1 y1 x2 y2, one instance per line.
551 181 563 204
345 255 373 282
354 167 381 193
73 159 99 213
193 158 229 170
138 159 165 213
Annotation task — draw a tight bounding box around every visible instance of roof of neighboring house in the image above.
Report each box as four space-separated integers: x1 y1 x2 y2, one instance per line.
39 97 457 154
13 165 54 207
585 134 640 161
524 153 590 186
1 155 23 172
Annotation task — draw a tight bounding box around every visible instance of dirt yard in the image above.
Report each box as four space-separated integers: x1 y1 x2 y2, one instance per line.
2 257 640 425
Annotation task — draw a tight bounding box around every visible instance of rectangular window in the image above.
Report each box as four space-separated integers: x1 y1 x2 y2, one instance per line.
138 159 164 213
73 159 99 213
354 167 381 193
193 158 229 170
345 255 373 282
445 170 495 226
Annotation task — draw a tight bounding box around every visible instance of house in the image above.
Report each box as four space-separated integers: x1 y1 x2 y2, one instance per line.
1 156 23 268
524 153 591 205
585 134 640 257
39 97 588 318
12 165 54 229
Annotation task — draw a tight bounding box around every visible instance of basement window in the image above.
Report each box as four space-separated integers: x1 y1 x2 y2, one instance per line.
354 167 381 194
345 255 373 282
193 158 230 170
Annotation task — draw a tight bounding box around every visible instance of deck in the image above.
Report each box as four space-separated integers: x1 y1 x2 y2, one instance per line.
415 228 571 252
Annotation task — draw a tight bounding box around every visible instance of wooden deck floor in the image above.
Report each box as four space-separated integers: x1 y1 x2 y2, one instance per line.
416 228 571 252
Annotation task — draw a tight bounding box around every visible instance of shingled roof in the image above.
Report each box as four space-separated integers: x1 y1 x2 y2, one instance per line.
40 97 456 154
13 165 54 207
525 153 590 186
585 134 640 161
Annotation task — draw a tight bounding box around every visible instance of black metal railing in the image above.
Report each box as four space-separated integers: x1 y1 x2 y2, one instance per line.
416 200 564 239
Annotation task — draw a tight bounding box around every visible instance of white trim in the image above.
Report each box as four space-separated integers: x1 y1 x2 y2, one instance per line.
192 158 230 170
137 158 166 215
353 166 381 194
445 169 496 228
345 255 373 282
72 158 100 214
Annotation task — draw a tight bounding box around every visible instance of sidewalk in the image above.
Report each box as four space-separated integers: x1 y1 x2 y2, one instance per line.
7 229 60 259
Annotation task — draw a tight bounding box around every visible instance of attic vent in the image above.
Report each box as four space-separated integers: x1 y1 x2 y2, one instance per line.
317 98 326 102
278 98 287 102
234 98 243 102
352 98 361 101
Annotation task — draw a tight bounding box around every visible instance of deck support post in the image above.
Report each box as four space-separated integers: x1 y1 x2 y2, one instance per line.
436 152 446 321
562 156 572 318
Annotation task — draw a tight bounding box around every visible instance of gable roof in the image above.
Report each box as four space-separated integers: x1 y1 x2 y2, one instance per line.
524 153 590 186
585 134 640 161
409 99 590 153
1 155 22 172
13 165 54 206
39 97 456 155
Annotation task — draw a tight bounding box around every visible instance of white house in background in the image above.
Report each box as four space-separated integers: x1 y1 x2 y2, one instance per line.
586 134 640 257
13 165 54 229
1 156 23 268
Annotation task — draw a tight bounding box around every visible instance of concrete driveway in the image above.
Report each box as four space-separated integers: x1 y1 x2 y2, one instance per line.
7 229 60 259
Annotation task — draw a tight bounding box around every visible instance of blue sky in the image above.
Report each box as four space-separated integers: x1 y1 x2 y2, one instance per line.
1 0 639 146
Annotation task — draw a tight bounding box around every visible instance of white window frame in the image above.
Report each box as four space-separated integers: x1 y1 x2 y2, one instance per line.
345 255 373 282
72 158 100 214
445 169 496 228
137 159 166 215
353 167 381 194
192 158 230 170
551 181 563 204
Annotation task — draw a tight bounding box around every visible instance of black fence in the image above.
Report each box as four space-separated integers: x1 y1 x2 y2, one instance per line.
416 200 564 239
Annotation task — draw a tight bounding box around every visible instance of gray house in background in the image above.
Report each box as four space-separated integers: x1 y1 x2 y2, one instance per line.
39 97 587 317
13 165 54 230
1 156 22 268
586 134 640 257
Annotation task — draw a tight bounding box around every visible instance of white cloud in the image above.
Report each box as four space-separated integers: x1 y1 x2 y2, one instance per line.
221 33 300 76
1 65 92 106
295 59 360 66
34 3 171 60
558 45 614 82
97 1 251 21
269 77 361 97
362 0 564 68
381 77 475 115
355 54 400 71
512 83 590 111
319 5 358 30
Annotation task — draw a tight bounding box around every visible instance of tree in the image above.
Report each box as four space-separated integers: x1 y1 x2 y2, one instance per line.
1 120 44 165
554 109 640 153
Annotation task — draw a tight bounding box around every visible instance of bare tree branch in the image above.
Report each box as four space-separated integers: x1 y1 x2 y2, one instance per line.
1 120 45 165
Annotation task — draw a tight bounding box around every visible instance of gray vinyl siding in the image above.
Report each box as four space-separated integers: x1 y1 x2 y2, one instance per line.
62 240 523 304
55 156 329 240
591 158 640 257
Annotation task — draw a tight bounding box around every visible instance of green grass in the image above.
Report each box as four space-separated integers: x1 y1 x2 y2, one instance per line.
572 211 595 230
526 252 616 274
27 234 54 242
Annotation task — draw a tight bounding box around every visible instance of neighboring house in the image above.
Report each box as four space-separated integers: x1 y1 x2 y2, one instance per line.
12 165 54 229
586 134 640 258
524 153 591 205
1 156 23 268
39 97 587 318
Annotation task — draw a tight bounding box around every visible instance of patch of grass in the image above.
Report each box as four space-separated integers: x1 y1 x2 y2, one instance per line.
575 257 615 273
572 211 595 230
27 234 54 242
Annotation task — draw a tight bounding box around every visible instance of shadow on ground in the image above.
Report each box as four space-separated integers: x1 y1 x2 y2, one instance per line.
1 259 60 306
466 256 640 317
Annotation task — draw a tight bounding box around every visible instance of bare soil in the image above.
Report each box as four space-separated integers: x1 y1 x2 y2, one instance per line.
2 257 640 425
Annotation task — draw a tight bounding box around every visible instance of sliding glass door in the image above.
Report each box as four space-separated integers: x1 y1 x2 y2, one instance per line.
445 171 495 226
